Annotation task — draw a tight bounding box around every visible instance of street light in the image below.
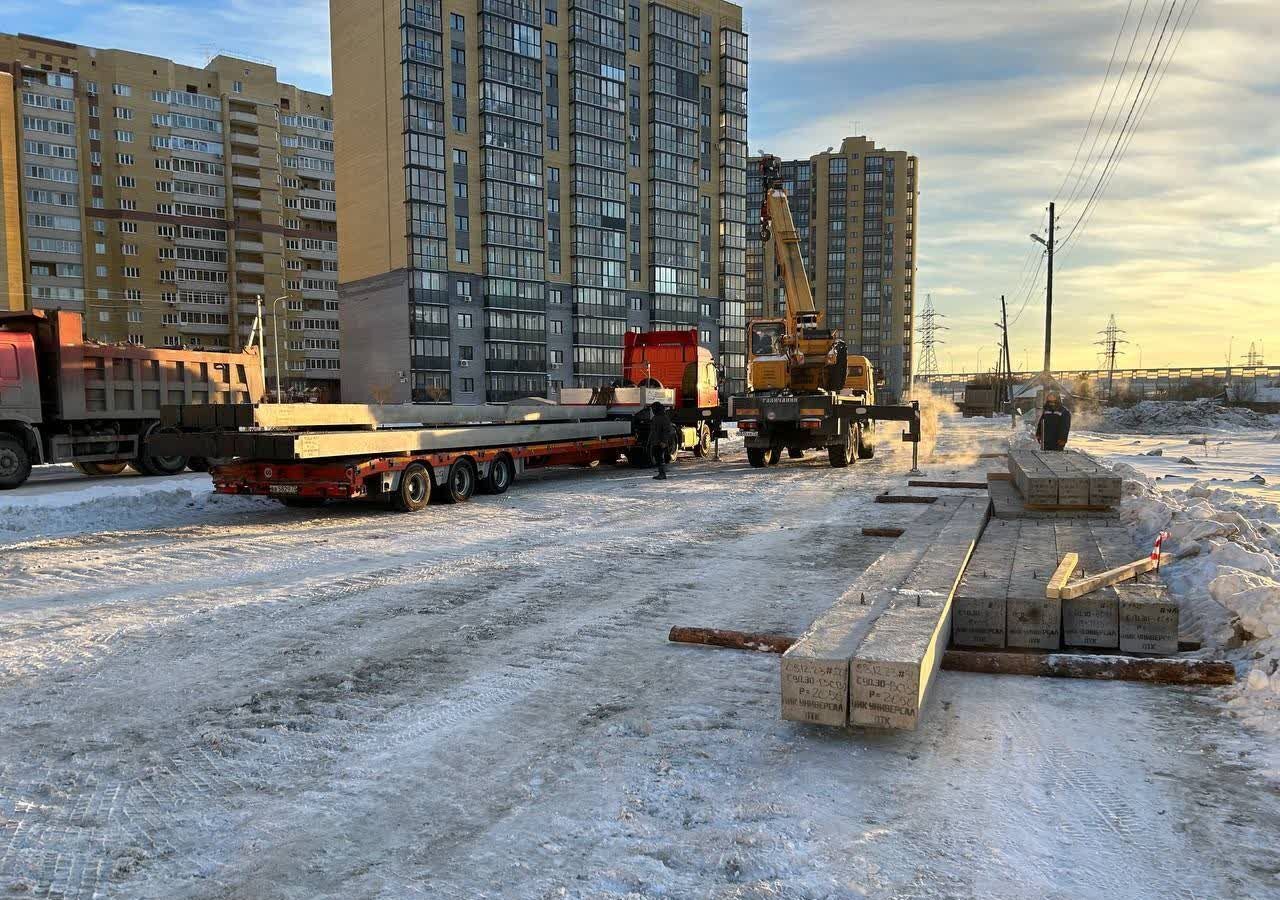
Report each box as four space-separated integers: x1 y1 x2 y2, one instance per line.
271 295 290 403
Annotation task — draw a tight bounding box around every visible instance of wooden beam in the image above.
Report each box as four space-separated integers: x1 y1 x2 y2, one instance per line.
1059 555 1172 600
874 495 938 504
668 626 795 654
1045 552 1079 598
941 650 1234 685
908 480 988 489
861 526 905 538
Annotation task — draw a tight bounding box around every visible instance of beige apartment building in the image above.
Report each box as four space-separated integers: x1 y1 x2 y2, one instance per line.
0 33 340 398
747 136 919 399
332 0 748 404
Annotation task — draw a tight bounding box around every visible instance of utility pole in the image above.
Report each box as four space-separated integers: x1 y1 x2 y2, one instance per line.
1030 203 1056 374
999 294 1012 409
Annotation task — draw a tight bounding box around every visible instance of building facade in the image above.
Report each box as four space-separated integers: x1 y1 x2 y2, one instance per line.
747 136 918 399
0 34 340 398
332 0 747 404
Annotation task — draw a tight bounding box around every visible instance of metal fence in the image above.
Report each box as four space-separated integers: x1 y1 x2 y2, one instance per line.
918 366 1280 405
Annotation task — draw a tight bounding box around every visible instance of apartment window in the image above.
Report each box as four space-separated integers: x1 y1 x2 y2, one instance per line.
545 8 558 24
547 104 558 120
461 378 475 393
630 65 640 81
551 350 564 366
114 107 133 120
700 59 711 74
701 302 712 318
459 345 474 361
95 243 106 255
629 35 639 51
122 266 140 278
452 114 466 132
700 329 711 344
551 320 564 335
457 313 473 328
454 182 468 199
95 265 108 277
127 310 143 324
548 228 560 245
112 83 131 96
548 166 559 182
450 12 465 31
630 94 639 111
549 135 559 151
455 214 469 231
452 148 467 165
548 197 559 213
547 42 558 58
121 244 138 256
629 182 640 197
114 130 134 143
452 82 466 99
117 176 136 188
456 281 472 299
630 5 639 20
233 81 243 94
456 247 470 263
116 153 134 165
630 297 643 311
549 288 562 304
548 72 558 90
120 222 138 234
86 81 98 94
451 47 465 66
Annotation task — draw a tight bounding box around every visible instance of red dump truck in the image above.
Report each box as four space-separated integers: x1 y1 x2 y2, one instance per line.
0 310 264 488
620 329 725 458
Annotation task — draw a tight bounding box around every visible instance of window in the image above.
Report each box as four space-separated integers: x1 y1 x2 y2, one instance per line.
455 214 469 231
122 266 140 278
112 83 132 96
630 5 639 20
548 166 559 182
454 182 468 199
233 80 243 94
450 12 465 31
117 175 136 188
630 297 643 311
459 345 474 361
120 221 138 234
456 280 472 299
114 107 133 120
551 350 563 365
630 65 640 81
452 114 467 132
451 47 465 66
629 182 640 197
457 313 473 328
455 247 470 263
452 148 467 166
547 197 559 213
629 35 639 51
461 378 475 393
451 82 466 99
549 288 562 304
114 130 134 143
546 42 558 58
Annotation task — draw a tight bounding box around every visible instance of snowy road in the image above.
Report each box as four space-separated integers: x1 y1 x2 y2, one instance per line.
1 422 1277 899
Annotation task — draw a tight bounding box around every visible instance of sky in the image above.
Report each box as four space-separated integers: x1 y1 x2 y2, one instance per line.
9 0 1279 372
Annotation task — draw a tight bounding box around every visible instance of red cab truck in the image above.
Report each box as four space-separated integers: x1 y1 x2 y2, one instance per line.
621 329 725 458
0 310 264 488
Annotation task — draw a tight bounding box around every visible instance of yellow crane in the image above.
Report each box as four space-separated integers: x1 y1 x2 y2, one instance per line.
731 155 920 469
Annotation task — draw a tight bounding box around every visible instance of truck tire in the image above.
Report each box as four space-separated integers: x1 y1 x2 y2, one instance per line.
767 446 782 466
392 463 431 512
746 447 767 468
0 436 32 489
73 461 129 477
857 427 875 460
479 455 514 495
828 427 853 468
691 424 712 458
440 458 477 504
133 425 187 477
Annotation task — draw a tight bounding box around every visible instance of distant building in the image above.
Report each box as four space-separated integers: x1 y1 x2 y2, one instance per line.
747 136 919 399
330 0 749 404
0 33 339 399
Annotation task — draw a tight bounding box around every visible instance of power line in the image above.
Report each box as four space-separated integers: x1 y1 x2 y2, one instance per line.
1053 0 1137 205
1009 250 1045 328
917 293 947 377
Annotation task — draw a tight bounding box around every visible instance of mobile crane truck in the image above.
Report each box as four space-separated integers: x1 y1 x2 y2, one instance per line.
730 155 921 469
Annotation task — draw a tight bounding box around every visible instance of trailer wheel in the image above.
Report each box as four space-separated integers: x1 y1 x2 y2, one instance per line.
828 427 853 468
0 436 32 489
133 425 187 477
692 424 713 458
767 446 782 466
479 455 514 495
440 458 477 504
393 463 432 512
73 461 129 477
746 447 767 468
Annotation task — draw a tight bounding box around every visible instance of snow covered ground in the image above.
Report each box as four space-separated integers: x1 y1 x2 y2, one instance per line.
2 422 1278 899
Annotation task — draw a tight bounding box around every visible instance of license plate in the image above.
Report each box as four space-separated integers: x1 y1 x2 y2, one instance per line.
268 484 300 495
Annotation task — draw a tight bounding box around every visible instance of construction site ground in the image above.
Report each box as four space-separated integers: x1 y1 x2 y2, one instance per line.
1 417 1277 899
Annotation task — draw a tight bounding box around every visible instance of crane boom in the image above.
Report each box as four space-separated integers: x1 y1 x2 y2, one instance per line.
760 156 818 329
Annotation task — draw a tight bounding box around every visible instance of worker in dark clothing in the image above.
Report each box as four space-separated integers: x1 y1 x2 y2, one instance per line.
649 401 675 480
1035 391 1072 451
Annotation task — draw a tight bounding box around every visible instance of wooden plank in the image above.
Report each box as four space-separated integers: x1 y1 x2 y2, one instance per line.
1058 555 1171 600
874 495 937 504
908 480 988 489
940 650 1234 685
1045 553 1079 598
668 626 794 654
861 527 905 538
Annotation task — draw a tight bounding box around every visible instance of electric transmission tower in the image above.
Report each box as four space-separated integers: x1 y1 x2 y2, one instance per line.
1242 342 1265 367
917 294 947 377
1095 315 1128 402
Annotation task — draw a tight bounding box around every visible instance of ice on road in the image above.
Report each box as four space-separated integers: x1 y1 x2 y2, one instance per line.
1 421 1277 899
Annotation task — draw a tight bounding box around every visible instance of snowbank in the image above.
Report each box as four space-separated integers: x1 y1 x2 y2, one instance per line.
1107 461 1280 776
0 474 269 542
1095 399 1277 435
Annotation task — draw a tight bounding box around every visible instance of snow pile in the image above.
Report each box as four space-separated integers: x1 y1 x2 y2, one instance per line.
1096 399 1276 435
0 475 269 542
1117 468 1280 770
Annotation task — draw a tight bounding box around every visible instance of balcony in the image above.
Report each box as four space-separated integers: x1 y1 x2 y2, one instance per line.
235 239 264 253
299 206 336 222
236 260 265 275
179 321 230 335
231 153 260 167
230 110 258 125
233 196 262 211
232 175 261 189
230 130 259 147
302 285 338 301
298 244 336 260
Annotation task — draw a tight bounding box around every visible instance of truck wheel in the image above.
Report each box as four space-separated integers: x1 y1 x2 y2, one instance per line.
692 425 712 459
747 447 767 468
828 428 853 468
440 458 476 504
857 427 875 460
479 455 514 495
73 461 129 477
786 447 804 459
392 463 431 512
134 426 187 477
0 436 32 489
767 446 782 466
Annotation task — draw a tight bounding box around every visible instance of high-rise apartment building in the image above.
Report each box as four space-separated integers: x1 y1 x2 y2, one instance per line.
747 136 918 399
0 34 340 398
332 0 747 404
